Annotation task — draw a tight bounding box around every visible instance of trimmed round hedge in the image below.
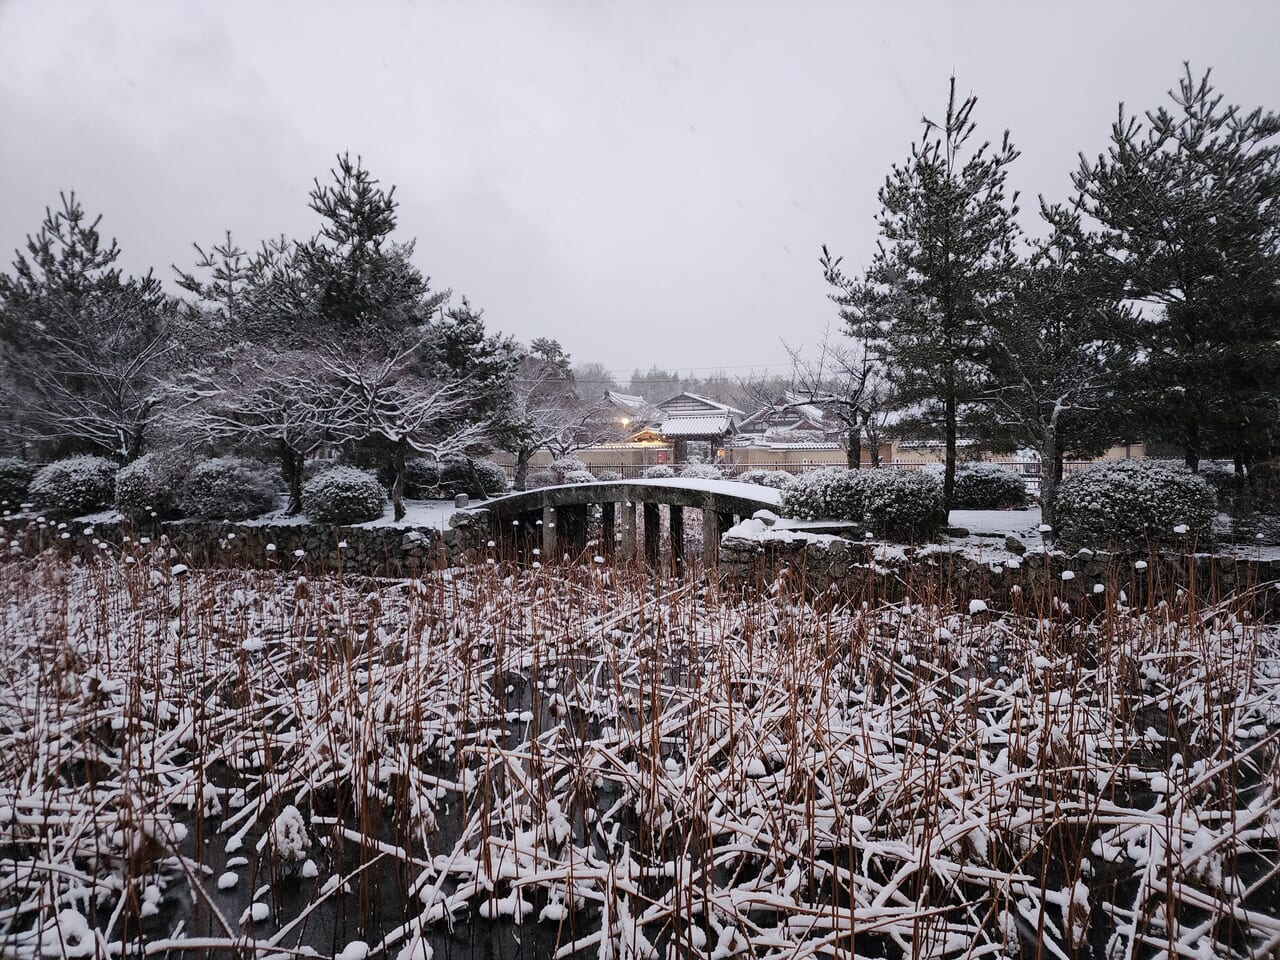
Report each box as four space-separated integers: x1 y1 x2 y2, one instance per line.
864 471 946 542
439 458 509 498
548 456 589 480
1051 459 1216 548
179 457 279 521
781 467 944 541
735 469 792 490
561 469 597 484
29 456 119 517
303 467 387 523
642 465 675 479
524 468 558 489
403 458 441 499
115 453 186 522
0 457 37 508
953 463 1029 510
405 458 509 498
781 467 869 522
679 463 722 480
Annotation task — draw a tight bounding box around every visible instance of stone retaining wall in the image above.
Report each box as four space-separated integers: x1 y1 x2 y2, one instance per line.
719 527 1280 616
2 510 493 577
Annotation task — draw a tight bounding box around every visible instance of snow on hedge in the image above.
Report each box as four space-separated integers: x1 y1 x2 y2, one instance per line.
303 466 387 524
1052 458 1217 548
28 455 118 517
781 466 944 541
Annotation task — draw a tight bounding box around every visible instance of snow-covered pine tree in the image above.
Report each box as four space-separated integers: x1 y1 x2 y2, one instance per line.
0 194 176 462
293 157 512 519
985 210 1130 522
1070 65 1280 471
823 78 1021 508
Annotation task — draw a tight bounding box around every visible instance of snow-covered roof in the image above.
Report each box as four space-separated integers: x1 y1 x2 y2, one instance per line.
656 392 745 416
731 439 842 451
740 392 829 431
685 392 744 415
660 414 736 437
781 391 827 423
604 390 650 411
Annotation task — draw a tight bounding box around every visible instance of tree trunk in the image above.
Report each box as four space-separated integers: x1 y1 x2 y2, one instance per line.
1184 415 1201 472
123 427 145 464
514 448 531 491
943 393 958 511
390 444 407 521
846 423 862 469
281 443 305 516
1040 427 1060 527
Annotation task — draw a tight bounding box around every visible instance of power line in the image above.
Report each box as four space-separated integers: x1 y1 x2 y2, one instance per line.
576 361 798 380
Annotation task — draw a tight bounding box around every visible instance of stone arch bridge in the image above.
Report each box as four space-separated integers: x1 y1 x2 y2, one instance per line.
475 478 782 569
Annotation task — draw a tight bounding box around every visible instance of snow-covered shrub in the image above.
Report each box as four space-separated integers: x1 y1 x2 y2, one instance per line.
596 469 623 482
735 469 792 490
303 467 387 523
679 463 722 480
179 457 279 521
952 463 1029 510
779 467 871 522
1052 459 1216 548
403 458 441 498
0 457 37 507
781 467 944 541
863 470 945 541
642 465 675 479
549 456 588 481
562 469 597 483
524 468 558 489
115 452 186 522
1249 460 1280 514
439 458 509 497
29 455 118 517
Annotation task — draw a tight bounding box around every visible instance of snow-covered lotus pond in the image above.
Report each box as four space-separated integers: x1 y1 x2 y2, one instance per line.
1 551 1278 959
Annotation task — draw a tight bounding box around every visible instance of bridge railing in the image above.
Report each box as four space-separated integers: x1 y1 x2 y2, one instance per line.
495 460 1102 494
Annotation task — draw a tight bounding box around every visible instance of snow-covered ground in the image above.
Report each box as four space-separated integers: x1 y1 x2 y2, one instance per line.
950 506 1043 540
1 556 1277 959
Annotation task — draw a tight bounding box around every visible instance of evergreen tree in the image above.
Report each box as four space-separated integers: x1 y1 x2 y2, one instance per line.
824 79 1022 508
985 210 1130 522
1070 65 1280 471
296 153 445 341
0 194 176 461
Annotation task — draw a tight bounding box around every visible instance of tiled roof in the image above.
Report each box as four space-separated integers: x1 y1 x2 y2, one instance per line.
660 415 735 437
605 390 649 410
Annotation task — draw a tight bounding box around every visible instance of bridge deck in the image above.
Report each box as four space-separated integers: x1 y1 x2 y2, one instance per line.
475 478 782 569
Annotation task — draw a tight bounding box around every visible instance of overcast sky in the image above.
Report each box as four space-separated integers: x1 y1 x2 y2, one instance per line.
2 1 1278 380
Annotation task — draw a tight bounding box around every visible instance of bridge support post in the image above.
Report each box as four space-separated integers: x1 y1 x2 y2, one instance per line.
601 503 616 557
563 504 589 556
542 506 555 558
643 502 660 565
669 506 684 573
702 507 720 569
620 501 636 560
